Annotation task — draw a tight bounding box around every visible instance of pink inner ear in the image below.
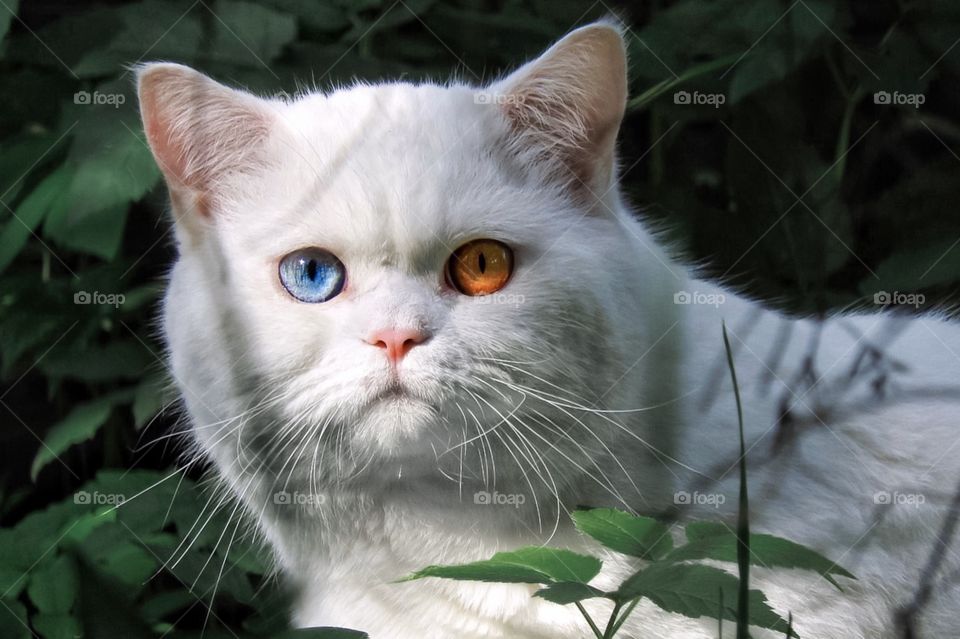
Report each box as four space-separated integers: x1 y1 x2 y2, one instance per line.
494 25 627 196
138 64 272 219
142 90 192 191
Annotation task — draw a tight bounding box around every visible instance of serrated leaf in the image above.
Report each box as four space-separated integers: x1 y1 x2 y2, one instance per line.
27 554 79 614
533 581 607 605
45 80 160 258
617 563 793 635
0 165 72 274
205 0 297 65
0 0 18 43
0 568 27 600
727 0 835 104
260 0 351 33
132 372 168 429
73 1 204 77
31 613 81 639
671 522 855 590
572 508 673 559
868 238 960 292
30 389 135 480
0 599 29 639
40 339 155 383
403 547 602 585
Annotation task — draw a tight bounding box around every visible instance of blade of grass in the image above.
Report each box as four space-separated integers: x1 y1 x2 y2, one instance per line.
626 53 742 113
718 586 723 638
722 322 750 639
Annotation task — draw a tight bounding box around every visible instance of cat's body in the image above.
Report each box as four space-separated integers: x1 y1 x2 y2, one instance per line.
139 22 960 639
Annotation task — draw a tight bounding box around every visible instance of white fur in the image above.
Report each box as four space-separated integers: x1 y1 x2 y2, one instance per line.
142 23 960 639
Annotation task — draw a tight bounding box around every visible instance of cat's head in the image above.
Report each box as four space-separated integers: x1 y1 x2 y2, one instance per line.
140 22 664 500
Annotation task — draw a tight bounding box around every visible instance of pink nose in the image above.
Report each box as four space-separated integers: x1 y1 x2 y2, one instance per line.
365 328 429 365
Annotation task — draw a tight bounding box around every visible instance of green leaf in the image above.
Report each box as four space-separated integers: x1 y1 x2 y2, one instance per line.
572 508 673 560
27 554 79 614
403 547 602 585
30 389 135 481
205 0 298 65
140 590 194 622
51 203 129 262
0 569 27 600
132 373 168 429
670 522 855 590
533 581 607 605
31 613 81 639
40 340 155 383
869 238 960 292
260 0 351 34
727 0 835 104
0 599 30 639
0 0 18 43
0 130 68 205
0 165 72 274
73 1 204 77
616 563 792 634
46 80 160 258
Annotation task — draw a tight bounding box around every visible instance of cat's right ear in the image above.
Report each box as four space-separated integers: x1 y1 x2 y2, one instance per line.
137 63 274 226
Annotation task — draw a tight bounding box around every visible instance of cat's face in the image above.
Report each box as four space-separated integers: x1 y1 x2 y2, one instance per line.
142 23 652 492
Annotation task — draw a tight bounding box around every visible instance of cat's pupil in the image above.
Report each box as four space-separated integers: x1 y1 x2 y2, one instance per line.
305 259 318 281
478 252 486 273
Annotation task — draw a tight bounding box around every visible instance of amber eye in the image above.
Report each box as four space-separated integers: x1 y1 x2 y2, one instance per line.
447 239 514 296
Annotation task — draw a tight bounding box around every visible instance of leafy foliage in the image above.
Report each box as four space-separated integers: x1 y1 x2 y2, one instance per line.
405 505 855 637
0 0 956 637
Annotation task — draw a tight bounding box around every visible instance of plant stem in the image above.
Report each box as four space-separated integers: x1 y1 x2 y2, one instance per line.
608 598 641 636
602 601 623 639
575 602 604 639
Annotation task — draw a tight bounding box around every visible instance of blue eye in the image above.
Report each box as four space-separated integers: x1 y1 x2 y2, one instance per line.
279 248 345 303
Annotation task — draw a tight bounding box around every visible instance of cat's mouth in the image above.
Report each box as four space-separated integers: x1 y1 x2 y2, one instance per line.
367 375 425 405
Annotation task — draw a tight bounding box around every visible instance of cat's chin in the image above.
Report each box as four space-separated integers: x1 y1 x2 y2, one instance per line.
353 391 443 457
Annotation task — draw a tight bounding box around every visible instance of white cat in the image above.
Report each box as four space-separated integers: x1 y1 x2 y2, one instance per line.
138 21 960 639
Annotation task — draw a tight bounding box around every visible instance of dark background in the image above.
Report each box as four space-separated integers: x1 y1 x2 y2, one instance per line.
1 0 959 637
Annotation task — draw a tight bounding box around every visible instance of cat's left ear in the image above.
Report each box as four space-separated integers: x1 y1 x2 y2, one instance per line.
488 22 627 200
